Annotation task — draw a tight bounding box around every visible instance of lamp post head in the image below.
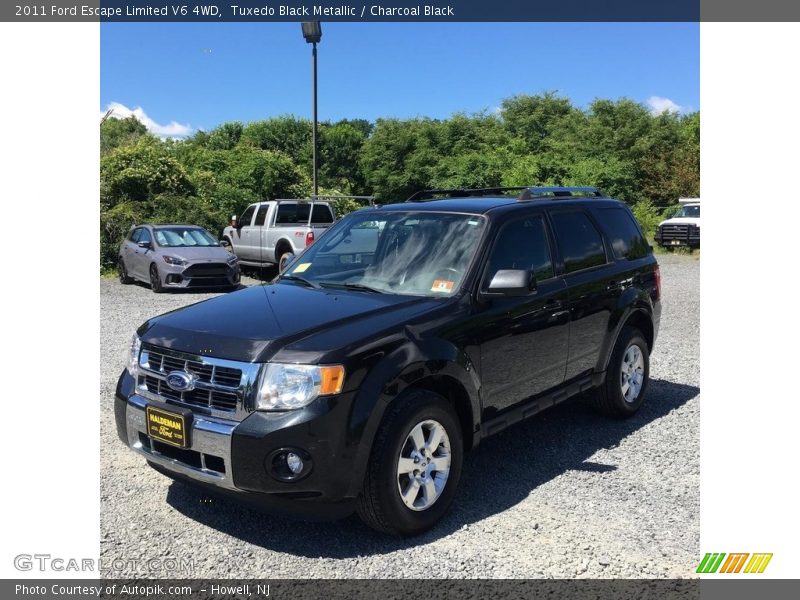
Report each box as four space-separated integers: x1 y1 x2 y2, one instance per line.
301 21 322 44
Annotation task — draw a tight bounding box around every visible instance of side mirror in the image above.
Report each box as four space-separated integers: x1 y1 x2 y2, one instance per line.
487 269 535 296
219 239 231 248
279 252 296 273
137 240 152 250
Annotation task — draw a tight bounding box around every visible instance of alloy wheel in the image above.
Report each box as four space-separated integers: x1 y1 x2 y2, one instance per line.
620 343 645 403
396 419 452 511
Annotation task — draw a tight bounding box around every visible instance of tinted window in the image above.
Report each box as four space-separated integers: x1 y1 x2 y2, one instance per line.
311 204 333 224
550 210 606 273
129 228 141 242
485 215 554 285
138 228 152 244
275 202 333 225
255 205 270 226
596 207 650 260
238 205 256 226
276 203 299 225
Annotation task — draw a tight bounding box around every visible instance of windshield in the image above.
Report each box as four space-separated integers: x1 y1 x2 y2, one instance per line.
283 210 486 297
154 227 219 247
673 205 700 218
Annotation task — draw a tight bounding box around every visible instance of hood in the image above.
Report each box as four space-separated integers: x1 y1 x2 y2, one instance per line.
658 216 701 227
139 282 441 362
159 246 232 262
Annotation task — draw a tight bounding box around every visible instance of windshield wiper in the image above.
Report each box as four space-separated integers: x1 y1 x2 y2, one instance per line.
281 274 322 289
321 281 386 294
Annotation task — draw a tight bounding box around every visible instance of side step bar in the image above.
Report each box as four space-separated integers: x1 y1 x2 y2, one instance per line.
480 372 603 439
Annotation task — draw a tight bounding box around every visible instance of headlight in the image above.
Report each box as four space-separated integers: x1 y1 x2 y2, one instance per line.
255 363 345 411
126 334 141 376
226 255 239 266
162 255 187 266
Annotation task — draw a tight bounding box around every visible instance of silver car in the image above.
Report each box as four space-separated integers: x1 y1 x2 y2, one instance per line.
118 224 240 293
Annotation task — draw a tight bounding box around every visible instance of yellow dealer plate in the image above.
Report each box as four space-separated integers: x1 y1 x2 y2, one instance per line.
146 405 188 448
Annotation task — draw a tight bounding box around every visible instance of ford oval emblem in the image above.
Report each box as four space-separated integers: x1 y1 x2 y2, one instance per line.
166 371 195 392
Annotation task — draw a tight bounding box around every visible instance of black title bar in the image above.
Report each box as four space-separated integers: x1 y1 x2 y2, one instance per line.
3 1 800 22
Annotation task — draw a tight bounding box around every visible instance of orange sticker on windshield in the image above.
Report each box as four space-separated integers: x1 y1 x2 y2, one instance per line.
431 279 454 293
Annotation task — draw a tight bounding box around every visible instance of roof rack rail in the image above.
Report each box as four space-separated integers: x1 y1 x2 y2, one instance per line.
406 187 528 202
406 186 605 203
518 186 604 201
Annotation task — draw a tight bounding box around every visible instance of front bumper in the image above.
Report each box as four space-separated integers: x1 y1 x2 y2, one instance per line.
159 261 240 289
654 224 700 248
114 371 359 519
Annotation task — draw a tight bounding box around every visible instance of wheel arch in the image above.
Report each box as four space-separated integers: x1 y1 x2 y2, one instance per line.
343 344 480 498
274 238 293 262
597 303 654 373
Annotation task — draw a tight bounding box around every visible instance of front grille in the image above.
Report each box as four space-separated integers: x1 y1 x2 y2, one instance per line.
187 277 230 288
137 345 259 417
656 224 700 245
183 263 230 277
138 432 226 474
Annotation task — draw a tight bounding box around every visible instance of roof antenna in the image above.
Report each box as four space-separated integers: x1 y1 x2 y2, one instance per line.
517 189 532 201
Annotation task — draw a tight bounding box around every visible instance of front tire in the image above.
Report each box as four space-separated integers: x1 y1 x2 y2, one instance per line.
357 389 463 536
591 326 650 417
149 263 164 293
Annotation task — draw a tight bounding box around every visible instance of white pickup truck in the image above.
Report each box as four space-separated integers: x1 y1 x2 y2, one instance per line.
222 199 335 267
654 197 700 249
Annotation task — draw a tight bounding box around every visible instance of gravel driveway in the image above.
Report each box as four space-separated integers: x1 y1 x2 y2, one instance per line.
100 254 699 578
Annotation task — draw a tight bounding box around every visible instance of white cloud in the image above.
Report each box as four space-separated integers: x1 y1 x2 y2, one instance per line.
646 96 684 115
100 102 193 138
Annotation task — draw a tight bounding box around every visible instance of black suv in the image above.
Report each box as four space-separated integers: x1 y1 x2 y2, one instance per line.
115 186 661 536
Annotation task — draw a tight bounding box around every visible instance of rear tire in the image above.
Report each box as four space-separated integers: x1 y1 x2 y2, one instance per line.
149 263 164 294
275 244 292 270
356 389 463 536
118 258 133 284
591 326 650 417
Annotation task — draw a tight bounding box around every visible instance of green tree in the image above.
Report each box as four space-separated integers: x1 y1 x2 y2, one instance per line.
100 116 149 155
320 121 369 193
206 121 244 150
240 116 312 166
100 138 194 209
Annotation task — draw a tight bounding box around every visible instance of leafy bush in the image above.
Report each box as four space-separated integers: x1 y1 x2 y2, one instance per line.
631 200 665 239
99 96 699 271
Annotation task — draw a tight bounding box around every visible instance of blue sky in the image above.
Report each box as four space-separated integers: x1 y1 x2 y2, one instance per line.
100 22 699 136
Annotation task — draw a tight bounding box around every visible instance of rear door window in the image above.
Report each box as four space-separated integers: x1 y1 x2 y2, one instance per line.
255 204 270 226
595 207 650 260
549 210 607 274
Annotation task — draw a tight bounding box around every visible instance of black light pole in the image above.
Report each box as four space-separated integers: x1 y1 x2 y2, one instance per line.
301 21 322 197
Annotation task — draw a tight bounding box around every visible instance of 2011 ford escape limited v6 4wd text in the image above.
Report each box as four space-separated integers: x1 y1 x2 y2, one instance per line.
115 186 661 535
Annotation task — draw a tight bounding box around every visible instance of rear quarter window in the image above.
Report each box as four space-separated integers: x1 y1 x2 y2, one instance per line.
596 207 650 260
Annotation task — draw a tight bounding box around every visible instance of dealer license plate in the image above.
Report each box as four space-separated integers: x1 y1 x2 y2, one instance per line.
145 405 189 448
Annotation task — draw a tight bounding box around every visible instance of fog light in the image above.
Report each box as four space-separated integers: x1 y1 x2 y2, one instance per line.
286 452 303 474
268 447 312 481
